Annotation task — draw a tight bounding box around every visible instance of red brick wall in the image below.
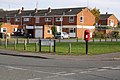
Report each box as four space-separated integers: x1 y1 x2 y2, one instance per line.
1 23 23 35
77 8 95 26
107 15 118 27
44 25 54 39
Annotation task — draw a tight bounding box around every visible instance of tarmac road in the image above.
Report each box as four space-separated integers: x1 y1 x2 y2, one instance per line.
0 49 120 80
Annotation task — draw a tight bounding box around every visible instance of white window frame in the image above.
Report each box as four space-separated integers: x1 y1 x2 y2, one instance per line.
45 18 52 22
69 28 75 33
24 18 29 22
47 30 52 34
80 16 84 23
110 19 114 23
15 18 20 22
69 16 74 23
109 19 114 27
1 28 7 33
7 17 10 23
13 28 17 32
35 17 39 23
56 17 63 22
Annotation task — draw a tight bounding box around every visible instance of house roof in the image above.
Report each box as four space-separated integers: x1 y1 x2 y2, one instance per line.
0 11 7 17
0 7 87 17
100 14 113 19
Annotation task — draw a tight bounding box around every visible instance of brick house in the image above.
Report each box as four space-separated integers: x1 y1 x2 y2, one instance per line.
98 13 119 27
96 13 119 36
0 23 23 38
0 7 95 38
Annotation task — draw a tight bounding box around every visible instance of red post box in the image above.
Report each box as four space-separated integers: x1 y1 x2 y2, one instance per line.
84 29 90 41
84 29 90 55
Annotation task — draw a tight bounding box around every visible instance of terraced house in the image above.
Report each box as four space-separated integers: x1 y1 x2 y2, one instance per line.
0 7 95 38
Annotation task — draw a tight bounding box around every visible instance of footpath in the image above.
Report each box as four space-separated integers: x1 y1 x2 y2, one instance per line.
0 49 120 61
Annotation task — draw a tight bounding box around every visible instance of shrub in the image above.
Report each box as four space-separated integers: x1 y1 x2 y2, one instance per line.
112 31 119 38
94 31 106 38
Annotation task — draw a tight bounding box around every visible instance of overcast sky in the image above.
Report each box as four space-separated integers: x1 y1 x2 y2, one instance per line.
0 0 119 20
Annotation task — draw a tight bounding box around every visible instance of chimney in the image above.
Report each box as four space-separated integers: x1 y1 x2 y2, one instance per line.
106 12 108 15
18 9 21 14
48 7 51 13
22 7 24 11
68 9 72 12
35 8 38 13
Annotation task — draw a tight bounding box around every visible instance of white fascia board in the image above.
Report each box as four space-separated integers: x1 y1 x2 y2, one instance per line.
22 15 76 18
77 25 95 29
62 25 95 29
26 26 34 29
62 25 77 28
34 26 43 29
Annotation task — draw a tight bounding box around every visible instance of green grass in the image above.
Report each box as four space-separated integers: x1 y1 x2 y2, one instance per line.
0 42 120 55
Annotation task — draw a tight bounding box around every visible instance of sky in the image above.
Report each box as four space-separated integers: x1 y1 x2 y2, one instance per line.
0 0 119 20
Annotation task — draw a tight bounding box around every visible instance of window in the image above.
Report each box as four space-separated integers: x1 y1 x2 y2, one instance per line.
80 16 84 22
47 30 52 34
35 17 39 23
110 19 114 23
1 28 7 33
0 18 3 22
24 18 29 22
13 28 17 32
7 17 10 21
7 17 10 23
15 18 20 22
69 16 74 23
56 17 63 22
109 19 114 27
45 18 52 22
70 28 75 33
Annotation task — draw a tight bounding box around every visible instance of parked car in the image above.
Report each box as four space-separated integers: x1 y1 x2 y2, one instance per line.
55 32 69 39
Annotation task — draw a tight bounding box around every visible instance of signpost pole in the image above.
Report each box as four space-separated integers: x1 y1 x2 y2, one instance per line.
86 41 88 55
54 40 56 52
39 39 41 52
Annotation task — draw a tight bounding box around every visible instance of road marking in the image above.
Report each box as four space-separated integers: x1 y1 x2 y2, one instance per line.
87 68 98 71
101 66 113 69
27 78 41 80
96 69 107 71
60 73 75 76
2 65 67 75
79 71 92 73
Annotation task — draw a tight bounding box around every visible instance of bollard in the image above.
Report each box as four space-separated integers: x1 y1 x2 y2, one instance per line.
24 40 26 50
27 37 29 44
14 40 16 50
100 38 101 42
93 38 94 42
5 39 7 48
68 43 71 53
35 42 38 52
111 37 113 42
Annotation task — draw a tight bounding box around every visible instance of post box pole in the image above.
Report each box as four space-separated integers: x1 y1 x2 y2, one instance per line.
86 40 88 55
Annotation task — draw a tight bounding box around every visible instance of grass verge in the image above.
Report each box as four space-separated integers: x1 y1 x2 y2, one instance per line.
0 42 120 55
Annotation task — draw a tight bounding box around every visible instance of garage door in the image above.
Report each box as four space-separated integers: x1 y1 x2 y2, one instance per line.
35 29 43 38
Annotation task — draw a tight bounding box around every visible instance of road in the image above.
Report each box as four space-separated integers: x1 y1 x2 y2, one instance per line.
0 54 120 80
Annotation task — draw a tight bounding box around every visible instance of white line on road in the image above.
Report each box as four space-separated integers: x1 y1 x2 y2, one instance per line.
79 71 92 73
96 69 107 72
1 65 67 75
60 73 75 76
27 78 41 80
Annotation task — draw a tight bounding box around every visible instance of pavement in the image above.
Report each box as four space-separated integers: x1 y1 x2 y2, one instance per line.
0 49 120 61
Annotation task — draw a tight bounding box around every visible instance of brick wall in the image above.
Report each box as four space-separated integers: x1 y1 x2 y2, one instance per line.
77 8 95 26
107 15 119 27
